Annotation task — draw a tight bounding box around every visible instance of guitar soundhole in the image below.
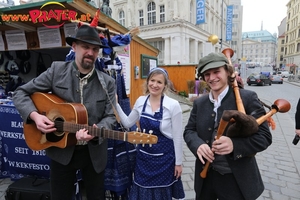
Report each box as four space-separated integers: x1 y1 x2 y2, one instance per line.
46 118 65 142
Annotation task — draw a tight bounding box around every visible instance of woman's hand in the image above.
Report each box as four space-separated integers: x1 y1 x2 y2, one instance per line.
174 165 182 179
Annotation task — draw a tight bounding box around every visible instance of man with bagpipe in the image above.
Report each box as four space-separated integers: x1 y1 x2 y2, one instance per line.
184 51 273 200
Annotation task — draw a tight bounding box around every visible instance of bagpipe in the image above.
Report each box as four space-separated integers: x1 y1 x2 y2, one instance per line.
200 48 291 178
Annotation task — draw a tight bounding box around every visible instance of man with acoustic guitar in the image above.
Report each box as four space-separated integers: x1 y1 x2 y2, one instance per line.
12 24 116 200
184 52 272 200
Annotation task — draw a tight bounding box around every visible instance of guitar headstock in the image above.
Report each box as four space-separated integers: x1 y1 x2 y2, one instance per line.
127 130 158 145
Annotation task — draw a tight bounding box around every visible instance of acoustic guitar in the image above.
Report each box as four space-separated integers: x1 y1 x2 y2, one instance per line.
23 92 158 151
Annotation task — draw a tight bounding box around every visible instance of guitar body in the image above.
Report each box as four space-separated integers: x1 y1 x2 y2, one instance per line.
24 92 88 151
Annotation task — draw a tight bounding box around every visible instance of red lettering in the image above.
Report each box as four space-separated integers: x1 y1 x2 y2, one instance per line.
47 10 59 21
4 6 90 28
1 14 11 22
29 10 41 23
68 10 77 20
54 10 63 21
18 14 30 22
38 10 49 22
10 15 19 21
86 13 91 22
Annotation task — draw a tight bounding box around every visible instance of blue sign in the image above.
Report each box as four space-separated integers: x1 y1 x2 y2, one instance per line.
0 104 50 180
226 5 233 41
196 0 205 25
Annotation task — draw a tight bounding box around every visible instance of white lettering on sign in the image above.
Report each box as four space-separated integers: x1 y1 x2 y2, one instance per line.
8 160 50 170
32 150 46 156
15 147 29 155
196 0 205 23
11 121 23 128
0 131 24 139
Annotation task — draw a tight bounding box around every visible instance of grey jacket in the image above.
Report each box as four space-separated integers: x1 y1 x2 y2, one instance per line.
13 61 117 173
184 87 272 200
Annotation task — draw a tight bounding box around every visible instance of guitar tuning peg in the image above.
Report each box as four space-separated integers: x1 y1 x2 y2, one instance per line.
136 127 139 132
142 143 145 147
143 129 146 133
149 130 153 135
149 144 152 147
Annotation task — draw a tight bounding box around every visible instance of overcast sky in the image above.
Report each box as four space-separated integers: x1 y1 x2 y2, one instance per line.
241 0 289 34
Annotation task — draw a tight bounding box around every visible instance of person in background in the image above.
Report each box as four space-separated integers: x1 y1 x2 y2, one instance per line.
184 52 272 200
12 25 116 200
235 71 244 89
295 98 300 136
116 67 185 200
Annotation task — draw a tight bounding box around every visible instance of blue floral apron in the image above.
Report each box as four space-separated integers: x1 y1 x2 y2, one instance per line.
134 95 176 187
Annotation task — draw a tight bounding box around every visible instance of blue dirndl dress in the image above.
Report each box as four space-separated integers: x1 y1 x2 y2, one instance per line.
129 96 185 200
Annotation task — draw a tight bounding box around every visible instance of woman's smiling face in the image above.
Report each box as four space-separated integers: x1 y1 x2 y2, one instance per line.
147 74 166 96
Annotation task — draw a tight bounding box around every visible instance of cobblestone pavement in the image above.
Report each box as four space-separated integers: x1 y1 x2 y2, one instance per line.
0 82 300 200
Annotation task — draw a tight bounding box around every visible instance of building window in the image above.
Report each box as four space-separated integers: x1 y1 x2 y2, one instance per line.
139 10 144 26
147 2 156 25
297 43 300 52
119 10 125 26
160 5 165 22
149 40 165 64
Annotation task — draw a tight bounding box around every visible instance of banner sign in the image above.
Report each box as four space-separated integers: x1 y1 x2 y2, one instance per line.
226 5 233 41
0 104 50 180
196 0 206 25
1 1 91 29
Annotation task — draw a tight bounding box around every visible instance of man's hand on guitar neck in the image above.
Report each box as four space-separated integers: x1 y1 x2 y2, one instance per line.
29 111 56 133
76 124 96 142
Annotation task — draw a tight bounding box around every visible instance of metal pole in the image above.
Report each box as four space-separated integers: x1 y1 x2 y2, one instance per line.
241 37 243 58
220 0 223 50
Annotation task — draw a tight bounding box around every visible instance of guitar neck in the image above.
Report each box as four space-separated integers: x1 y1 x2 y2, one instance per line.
55 121 127 141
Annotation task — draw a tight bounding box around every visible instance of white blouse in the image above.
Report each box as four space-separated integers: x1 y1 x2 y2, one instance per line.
116 95 183 165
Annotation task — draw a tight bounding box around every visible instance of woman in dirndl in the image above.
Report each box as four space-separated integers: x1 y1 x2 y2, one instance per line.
116 67 185 200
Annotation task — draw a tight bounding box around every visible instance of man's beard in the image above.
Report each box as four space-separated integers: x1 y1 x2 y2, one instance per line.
81 57 94 69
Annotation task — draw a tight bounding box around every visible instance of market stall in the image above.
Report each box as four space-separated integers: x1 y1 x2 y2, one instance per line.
0 1 158 198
